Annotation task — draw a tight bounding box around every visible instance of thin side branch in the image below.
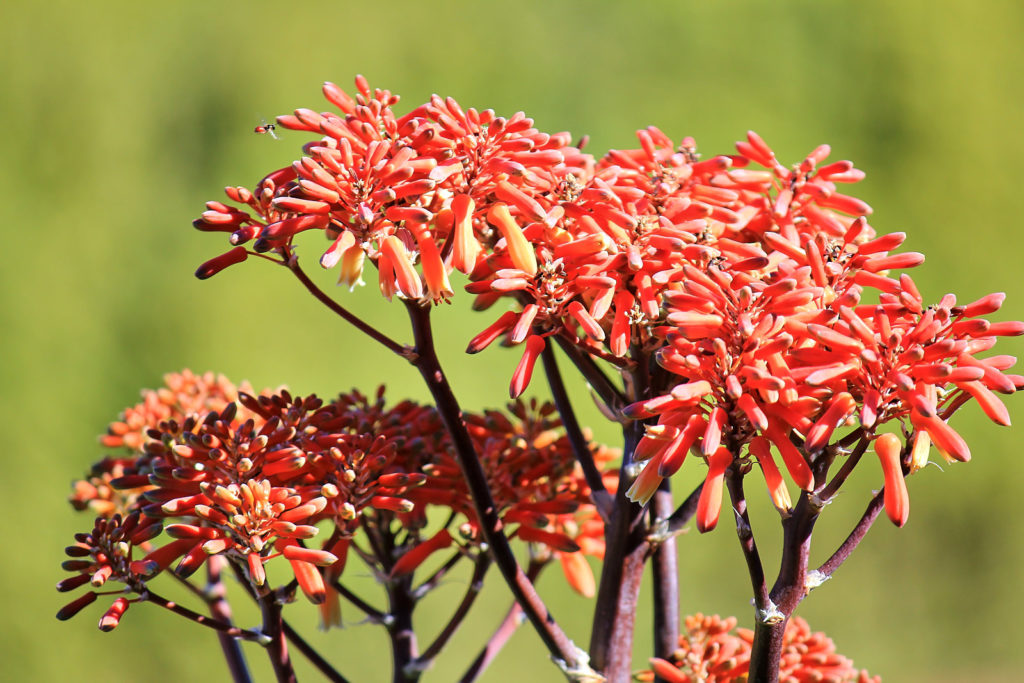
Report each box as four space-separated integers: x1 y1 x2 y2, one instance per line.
459 561 546 683
259 592 297 683
650 482 679 662
553 334 627 411
821 432 872 500
415 556 492 666
815 491 884 579
541 344 613 520
206 557 253 683
666 482 703 534
725 467 769 611
287 253 408 357
282 619 351 683
330 580 389 625
412 549 465 600
142 589 269 643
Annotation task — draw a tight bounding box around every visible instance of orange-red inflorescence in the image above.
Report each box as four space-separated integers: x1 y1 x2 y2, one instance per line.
62 374 614 627
195 78 1022 529
637 613 879 683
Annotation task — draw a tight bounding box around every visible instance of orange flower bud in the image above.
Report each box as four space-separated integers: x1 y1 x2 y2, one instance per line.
487 203 537 277
696 447 733 533
875 433 909 527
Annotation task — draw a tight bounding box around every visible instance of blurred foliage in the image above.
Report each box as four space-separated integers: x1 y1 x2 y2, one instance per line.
4 0 1023 680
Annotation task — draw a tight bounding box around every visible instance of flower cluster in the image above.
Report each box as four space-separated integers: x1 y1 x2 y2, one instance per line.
61 373 614 629
56 512 164 629
71 371 253 519
614 135 1024 529
195 79 1022 536
638 613 879 683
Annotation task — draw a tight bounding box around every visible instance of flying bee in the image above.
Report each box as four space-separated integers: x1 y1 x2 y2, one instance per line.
254 120 278 140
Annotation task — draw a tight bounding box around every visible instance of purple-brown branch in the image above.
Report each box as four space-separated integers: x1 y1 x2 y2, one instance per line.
415 556 492 668
259 591 297 683
725 466 769 612
142 589 269 643
459 561 546 683
588 419 646 676
816 491 884 579
282 620 350 683
206 557 253 683
649 482 679 664
541 343 613 520
404 302 585 673
287 253 408 357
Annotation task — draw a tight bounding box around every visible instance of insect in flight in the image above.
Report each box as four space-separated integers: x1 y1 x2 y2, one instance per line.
254 120 279 140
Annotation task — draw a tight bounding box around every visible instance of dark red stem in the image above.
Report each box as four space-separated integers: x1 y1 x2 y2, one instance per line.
459 561 546 683
415 556 492 667
552 334 627 411
588 419 647 675
206 557 253 683
747 489 823 682
259 592 297 683
386 574 418 683
541 343 613 520
404 302 584 673
725 466 769 611
142 589 268 643
282 620 350 683
816 491 884 579
650 482 679 665
330 579 388 624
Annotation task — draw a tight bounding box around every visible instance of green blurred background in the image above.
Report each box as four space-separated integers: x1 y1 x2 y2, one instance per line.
4 0 1022 680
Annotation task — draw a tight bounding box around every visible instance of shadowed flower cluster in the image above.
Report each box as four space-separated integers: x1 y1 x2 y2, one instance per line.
61 373 614 630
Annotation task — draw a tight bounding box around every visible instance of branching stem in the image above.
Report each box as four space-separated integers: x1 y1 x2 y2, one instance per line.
404 302 583 672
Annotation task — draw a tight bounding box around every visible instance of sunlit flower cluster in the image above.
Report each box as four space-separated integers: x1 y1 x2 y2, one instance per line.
57 75 1018 680
638 613 879 683
195 79 1021 536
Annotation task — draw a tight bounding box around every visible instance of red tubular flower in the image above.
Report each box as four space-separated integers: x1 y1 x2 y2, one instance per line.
101 370 245 452
749 436 792 513
389 529 453 578
696 447 733 533
607 130 1020 517
196 76 588 313
875 433 910 527
98 597 131 632
510 334 546 398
